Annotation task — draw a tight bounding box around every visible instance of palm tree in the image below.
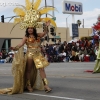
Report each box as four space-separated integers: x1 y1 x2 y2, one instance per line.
77 20 81 27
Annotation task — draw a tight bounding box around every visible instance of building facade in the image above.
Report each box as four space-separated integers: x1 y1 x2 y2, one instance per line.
0 22 92 52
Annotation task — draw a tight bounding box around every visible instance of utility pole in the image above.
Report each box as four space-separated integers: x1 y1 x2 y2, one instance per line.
45 0 47 17
44 0 49 42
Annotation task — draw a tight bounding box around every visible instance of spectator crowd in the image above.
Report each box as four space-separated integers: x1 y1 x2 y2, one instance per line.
0 50 14 63
0 35 100 63
41 37 99 62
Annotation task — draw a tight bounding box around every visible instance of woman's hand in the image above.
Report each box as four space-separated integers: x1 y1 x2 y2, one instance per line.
45 20 51 27
38 20 51 37
9 47 15 50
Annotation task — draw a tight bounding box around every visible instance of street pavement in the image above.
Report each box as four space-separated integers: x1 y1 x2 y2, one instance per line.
0 62 100 100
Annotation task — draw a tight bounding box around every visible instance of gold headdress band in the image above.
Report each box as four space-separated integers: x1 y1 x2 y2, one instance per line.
9 0 57 32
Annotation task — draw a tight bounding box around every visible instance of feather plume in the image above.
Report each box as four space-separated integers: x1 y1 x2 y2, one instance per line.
10 23 20 34
14 18 21 23
40 18 57 27
38 6 57 11
16 4 26 10
41 13 54 17
39 7 56 15
13 7 25 16
33 0 41 10
25 0 31 10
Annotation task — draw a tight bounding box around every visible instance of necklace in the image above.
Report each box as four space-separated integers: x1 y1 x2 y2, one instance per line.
29 35 34 38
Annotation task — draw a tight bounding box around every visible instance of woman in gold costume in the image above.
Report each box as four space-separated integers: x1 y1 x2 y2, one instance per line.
0 0 57 94
12 23 51 92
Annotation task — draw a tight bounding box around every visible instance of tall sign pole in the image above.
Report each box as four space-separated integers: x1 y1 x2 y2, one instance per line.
62 0 83 40
52 0 54 17
52 0 56 44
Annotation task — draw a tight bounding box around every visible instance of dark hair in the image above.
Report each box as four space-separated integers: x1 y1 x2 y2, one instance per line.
25 27 38 40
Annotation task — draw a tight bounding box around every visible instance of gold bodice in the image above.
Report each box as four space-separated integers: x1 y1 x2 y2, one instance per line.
25 36 49 69
26 37 41 53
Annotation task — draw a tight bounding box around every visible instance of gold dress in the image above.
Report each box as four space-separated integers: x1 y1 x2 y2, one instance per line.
26 36 49 69
0 36 49 94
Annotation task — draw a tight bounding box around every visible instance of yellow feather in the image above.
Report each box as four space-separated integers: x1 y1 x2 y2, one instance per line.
33 0 41 10
39 7 55 15
14 18 21 23
25 0 31 10
40 18 57 28
13 7 25 16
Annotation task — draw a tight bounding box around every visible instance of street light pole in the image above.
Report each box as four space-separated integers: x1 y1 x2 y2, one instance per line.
66 14 71 28
66 15 71 41
83 19 84 28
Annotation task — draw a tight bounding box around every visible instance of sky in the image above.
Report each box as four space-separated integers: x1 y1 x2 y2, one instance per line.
0 0 100 28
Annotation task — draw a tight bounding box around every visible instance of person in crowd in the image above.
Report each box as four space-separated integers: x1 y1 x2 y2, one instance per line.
0 52 2 59
79 47 87 62
58 50 66 62
70 42 77 61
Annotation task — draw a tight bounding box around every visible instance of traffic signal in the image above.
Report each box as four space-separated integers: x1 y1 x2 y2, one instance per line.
43 23 45 32
44 36 49 41
51 38 56 42
50 27 56 36
40 38 44 43
43 23 49 33
45 36 47 40
1 15 4 23
50 27 54 32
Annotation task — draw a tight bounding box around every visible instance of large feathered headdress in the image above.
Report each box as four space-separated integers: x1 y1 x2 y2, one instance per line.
9 0 57 32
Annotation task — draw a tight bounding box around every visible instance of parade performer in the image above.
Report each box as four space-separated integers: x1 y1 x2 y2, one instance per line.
92 18 100 73
0 0 57 94
93 32 100 73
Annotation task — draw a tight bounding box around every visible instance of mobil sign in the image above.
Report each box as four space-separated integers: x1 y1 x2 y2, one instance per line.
62 0 83 15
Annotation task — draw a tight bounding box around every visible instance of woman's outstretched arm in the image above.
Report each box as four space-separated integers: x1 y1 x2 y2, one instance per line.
10 36 27 51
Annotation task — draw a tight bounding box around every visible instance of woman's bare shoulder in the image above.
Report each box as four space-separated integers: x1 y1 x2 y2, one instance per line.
21 36 28 42
23 36 28 39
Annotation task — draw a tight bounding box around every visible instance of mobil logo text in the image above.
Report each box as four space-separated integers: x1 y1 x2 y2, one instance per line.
65 3 82 12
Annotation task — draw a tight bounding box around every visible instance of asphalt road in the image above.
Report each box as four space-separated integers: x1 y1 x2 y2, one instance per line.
0 62 100 100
